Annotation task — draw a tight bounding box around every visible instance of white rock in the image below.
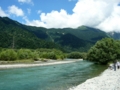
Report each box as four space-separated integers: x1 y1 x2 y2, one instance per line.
69 69 120 90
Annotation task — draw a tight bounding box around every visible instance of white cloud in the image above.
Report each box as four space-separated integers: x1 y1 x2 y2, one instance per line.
25 0 120 32
18 0 34 5
26 9 71 28
97 3 120 32
0 7 8 17
24 16 46 27
27 8 31 14
8 5 24 17
37 10 42 14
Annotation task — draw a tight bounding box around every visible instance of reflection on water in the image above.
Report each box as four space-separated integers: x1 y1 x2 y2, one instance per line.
0 60 107 90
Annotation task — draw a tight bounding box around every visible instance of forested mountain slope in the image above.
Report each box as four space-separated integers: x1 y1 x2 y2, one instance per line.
0 17 109 52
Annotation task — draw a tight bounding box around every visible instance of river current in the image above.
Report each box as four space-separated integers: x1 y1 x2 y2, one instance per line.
0 60 107 90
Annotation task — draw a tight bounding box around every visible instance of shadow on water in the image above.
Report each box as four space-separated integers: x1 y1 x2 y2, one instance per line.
0 60 107 90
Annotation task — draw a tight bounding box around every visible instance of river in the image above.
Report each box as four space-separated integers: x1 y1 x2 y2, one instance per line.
0 60 107 90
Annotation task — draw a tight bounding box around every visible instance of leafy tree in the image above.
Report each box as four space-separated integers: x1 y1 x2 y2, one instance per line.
38 48 65 60
0 49 17 61
67 52 83 59
47 52 57 59
17 49 33 59
87 38 120 64
31 50 39 60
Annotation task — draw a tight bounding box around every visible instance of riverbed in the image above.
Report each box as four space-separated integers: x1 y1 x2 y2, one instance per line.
0 60 107 90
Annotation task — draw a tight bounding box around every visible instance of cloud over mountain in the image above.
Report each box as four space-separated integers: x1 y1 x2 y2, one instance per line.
0 7 8 17
8 5 24 17
26 0 120 32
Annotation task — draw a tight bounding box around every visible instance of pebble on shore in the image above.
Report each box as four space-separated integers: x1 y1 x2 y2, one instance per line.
69 68 120 90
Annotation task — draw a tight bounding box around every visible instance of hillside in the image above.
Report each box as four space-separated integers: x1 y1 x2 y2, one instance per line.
0 17 109 52
0 17 60 49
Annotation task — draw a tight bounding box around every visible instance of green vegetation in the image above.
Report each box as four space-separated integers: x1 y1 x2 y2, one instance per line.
1 17 120 64
0 49 17 61
0 17 62 50
67 52 87 59
0 38 120 65
0 48 65 62
36 48 65 60
0 59 34 64
0 17 109 52
87 38 120 64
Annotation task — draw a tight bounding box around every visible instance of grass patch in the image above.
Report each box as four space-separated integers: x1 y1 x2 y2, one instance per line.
0 59 34 64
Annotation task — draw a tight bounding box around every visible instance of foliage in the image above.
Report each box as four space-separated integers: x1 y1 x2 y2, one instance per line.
40 52 57 59
37 48 65 60
67 52 83 59
0 17 109 52
17 49 33 59
0 17 63 51
87 38 120 64
80 52 87 60
0 49 17 61
0 48 65 61
31 50 39 60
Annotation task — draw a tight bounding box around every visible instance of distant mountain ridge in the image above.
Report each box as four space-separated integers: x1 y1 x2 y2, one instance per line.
0 17 116 52
107 31 120 40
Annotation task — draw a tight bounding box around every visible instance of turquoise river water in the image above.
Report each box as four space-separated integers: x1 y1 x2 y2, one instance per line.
0 60 107 90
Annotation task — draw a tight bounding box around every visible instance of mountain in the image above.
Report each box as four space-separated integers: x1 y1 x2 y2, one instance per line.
107 31 120 40
0 17 61 50
0 17 109 52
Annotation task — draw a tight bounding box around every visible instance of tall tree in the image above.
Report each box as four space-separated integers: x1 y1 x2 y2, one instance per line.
87 38 120 64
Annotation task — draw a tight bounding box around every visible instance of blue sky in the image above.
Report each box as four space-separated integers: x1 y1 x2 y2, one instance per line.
0 0 77 22
0 0 120 32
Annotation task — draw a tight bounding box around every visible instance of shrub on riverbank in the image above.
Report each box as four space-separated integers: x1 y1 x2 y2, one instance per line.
0 49 17 61
0 48 65 61
67 52 86 59
37 48 65 60
17 49 33 59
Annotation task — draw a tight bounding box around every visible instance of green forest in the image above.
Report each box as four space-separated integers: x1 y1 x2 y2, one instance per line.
0 38 120 65
0 17 109 52
0 17 120 65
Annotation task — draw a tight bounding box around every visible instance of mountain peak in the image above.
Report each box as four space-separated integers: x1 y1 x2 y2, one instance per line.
77 25 87 30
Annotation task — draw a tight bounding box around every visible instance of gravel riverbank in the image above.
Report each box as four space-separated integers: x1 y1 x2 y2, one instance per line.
69 68 120 90
0 59 82 69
